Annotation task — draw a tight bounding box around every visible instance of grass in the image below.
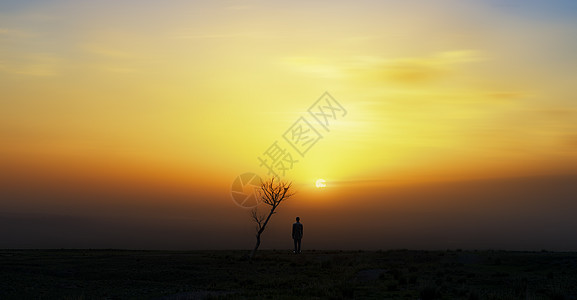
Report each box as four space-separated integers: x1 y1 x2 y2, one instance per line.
1 249 577 299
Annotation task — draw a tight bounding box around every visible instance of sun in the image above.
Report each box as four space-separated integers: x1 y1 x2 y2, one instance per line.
315 178 326 188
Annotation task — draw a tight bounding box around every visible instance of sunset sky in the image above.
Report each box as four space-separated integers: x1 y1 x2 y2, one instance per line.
1 0 576 250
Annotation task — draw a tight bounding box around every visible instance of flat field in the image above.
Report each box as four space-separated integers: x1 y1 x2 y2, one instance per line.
1 249 576 299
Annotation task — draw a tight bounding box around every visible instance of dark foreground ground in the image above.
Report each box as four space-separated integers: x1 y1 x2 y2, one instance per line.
1 249 576 300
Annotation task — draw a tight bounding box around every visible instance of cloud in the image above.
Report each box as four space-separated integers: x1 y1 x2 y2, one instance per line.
168 30 274 40
486 92 528 100
280 56 345 78
564 134 577 150
93 65 137 74
79 42 157 74
379 50 485 84
0 28 33 38
280 50 484 83
384 58 441 83
0 53 61 76
81 43 132 58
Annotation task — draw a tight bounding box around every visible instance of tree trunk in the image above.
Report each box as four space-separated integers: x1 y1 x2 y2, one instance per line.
249 234 261 260
249 205 277 260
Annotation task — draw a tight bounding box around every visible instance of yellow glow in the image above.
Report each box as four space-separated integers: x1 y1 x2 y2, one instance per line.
0 0 576 206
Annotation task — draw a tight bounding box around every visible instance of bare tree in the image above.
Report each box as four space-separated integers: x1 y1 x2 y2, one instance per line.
249 177 294 260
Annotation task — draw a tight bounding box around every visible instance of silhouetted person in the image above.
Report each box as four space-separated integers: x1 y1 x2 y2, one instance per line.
292 217 303 254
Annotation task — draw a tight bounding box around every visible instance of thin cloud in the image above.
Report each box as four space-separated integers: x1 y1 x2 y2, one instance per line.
168 29 276 40
373 50 485 84
0 53 61 76
280 50 485 83
563 134 577 150
82 44 133 58
0 28 34 38
486 92 529 100
280 56 345 78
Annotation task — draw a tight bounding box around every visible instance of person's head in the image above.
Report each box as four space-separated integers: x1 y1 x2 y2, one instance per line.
296 217 300 222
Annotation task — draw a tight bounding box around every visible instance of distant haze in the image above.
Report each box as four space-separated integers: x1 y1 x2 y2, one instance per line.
2 171 576 251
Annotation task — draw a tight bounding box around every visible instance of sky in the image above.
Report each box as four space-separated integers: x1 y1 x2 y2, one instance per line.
1 0 576 250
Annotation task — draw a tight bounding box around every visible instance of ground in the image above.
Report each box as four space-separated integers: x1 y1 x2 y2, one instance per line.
1 249 576 299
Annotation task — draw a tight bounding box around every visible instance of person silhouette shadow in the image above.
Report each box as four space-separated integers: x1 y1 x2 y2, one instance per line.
292 217 303 254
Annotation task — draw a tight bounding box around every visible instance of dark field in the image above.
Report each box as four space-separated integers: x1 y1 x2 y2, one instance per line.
1 249 577 300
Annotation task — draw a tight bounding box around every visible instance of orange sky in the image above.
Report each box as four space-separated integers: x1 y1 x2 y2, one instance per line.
1 0 576 250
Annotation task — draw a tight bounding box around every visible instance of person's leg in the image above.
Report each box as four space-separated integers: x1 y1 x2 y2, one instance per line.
293 239 298 253
296 239 301 253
